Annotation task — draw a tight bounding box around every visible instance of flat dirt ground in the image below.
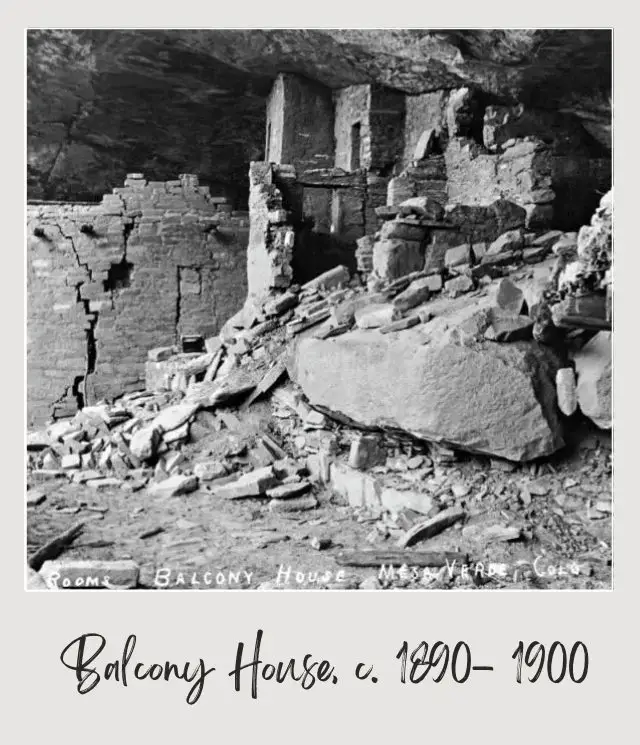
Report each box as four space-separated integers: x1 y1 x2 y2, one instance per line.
26 404 612 591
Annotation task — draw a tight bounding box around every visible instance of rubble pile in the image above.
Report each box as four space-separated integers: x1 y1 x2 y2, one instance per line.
26 191 613 590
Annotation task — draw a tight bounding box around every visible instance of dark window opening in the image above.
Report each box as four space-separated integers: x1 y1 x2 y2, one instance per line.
103 259 134 292
350 122 361 171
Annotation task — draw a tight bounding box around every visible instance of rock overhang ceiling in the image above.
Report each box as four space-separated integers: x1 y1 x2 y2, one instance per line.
27 29 612 202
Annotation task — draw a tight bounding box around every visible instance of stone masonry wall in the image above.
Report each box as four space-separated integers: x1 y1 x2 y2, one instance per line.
368 86 405 172
402 90 449 167
266 73 334 167
27 174 248 426
334 85 372 171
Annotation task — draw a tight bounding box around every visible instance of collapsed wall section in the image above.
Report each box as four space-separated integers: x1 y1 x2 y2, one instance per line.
392 88 611 232
27 174 248 426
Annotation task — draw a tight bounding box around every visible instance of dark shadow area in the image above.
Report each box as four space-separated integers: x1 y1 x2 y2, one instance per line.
292 224 357 285
103 259 134 292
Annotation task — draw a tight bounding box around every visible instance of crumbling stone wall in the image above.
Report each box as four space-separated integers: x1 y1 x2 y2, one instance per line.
402 91 449 167
27 174 248 426
445 136 555 229
246 161 392 294
396 86 611 232
246 162 296 299
265 73 334 167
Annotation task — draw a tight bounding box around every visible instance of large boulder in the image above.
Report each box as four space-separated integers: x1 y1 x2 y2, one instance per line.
372 239 424 280
572 331 612 429
290 327 564 462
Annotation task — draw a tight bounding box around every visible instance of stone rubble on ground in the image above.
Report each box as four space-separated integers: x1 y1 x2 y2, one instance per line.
26 190 613 589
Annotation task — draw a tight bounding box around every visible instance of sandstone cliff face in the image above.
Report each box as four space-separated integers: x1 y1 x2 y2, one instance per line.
27 30 611 202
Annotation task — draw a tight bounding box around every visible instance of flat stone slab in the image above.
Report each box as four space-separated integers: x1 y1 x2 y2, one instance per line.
148 474 199 497
291 328 564 462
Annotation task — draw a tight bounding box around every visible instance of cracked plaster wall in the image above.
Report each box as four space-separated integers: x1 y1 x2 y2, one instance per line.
27 174 248 426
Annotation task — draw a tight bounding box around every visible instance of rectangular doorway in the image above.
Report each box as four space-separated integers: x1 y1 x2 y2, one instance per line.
350 122 361 171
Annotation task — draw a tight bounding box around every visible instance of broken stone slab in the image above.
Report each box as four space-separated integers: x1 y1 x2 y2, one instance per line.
484 309 534 343
379 315 421 334
148 474 199 498
445 244 473 268
375 205 400 220
572 331 611 429
129 424 161 461
263 291 298 317
302 265 350 292
355 303 399 329
532 230 563 249
423 273 444 292
243 318 279 344
488 229 524 255
148 346 174 362
242 360 287 408
461 523 522 544
397 507 466 548
27 431 53 450
306 451 332 485
86 477 124 490
392 277 432 313
413 128 437 160
287 308 331 335
523 245 552 263
71 469 102 484
26 488 47 507
204 336 223 355
39 559 140 589
380 220 428 242
314 323 351 339
212 466 278 499
268 495 318 513
398 196 444 221
480 249 522 268
266 481 311 499
163 421 190 444
495 277 526 314
304 410 327 428
152 402 200 434
203 348 224 382
291 329 564 461
191 460 227 481
331 293 386 326
348 435 386 471
444 275 474 297
61 453 81 470
556 367 578 416
380 488 434 516
373 239 424 281
329 462 382 509
47 420 82 442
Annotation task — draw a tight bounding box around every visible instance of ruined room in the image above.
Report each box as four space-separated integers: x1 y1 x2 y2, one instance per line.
26 29 612 590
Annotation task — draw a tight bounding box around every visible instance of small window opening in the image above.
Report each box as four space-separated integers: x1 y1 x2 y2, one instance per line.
266 121 272 162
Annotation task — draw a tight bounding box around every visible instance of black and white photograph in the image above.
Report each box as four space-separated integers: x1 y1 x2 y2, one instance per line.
25 29 613 591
